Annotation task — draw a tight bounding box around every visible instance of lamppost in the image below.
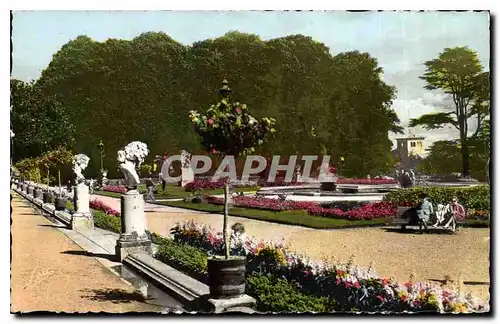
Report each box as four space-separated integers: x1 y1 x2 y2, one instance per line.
97 140 105 173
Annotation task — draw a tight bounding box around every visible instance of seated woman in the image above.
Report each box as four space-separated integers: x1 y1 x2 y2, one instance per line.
416 192 434 230
442 196 465 229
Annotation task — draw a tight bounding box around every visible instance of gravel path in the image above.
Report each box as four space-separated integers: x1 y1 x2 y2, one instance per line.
11 196 163 313
92 194 491 300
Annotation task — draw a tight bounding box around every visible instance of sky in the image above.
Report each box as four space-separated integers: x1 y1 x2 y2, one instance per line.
11 10 490 154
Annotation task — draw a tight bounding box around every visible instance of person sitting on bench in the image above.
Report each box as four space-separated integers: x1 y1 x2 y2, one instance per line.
416 192 434 230
442 196 465 229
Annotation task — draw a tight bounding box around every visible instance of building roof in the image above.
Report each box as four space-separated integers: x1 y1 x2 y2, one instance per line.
395 136 425 141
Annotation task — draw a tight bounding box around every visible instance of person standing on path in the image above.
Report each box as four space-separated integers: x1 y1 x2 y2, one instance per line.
145 174 156 201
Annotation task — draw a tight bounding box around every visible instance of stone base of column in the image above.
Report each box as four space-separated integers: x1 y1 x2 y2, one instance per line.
71 212 94 231
195 294 257 313
115 235 152 262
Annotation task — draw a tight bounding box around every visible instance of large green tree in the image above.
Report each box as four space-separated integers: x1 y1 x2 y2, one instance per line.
409 47 490 178
325 51 403 176
10 79 75 161
32 31 403 178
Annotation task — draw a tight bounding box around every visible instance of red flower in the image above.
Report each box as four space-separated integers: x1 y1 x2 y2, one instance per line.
401 295 407 302
381 278 388 286
336 270 345 277
354 281 361 289
376 295 385 302
211 148 217 154
186 229 190 236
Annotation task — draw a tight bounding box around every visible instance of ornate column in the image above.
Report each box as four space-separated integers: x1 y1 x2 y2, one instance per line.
115 141 152 261
71 154 93 231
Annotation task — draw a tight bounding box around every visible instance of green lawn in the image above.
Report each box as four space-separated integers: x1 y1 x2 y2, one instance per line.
96 183 258 199
154 200 391 229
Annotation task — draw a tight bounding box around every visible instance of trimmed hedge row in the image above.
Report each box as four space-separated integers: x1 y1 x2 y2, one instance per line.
93 210 121 233
383 185 490 212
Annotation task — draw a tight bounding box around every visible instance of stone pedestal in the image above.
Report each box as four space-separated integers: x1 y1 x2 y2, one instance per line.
71 183 93 231
196 294 257 313
181 167 194 187
35 189 44 200
115 189 152 261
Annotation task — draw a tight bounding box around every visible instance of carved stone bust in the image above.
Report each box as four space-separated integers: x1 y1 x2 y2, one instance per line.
117 141 149 189
73 154 90 184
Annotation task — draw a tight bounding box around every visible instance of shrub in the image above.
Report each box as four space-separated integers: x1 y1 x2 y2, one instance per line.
93 210 121 233
153 236 209 282
384 186 490 212
247 274 336 313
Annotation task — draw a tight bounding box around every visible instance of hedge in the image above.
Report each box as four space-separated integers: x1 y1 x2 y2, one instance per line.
93 210 121 233
383 185 490 212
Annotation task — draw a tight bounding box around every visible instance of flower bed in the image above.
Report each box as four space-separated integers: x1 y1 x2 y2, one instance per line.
89 199 120 217
103 185 127 194
204 195 396 220
337 178 398 185
184 178 259 192
156 221 488 313
257 178 304 187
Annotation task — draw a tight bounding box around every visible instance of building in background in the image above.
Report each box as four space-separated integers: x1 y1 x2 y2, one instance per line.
392 133 426 171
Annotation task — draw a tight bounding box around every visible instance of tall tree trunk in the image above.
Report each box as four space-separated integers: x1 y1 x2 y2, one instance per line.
460 135 470 178
223 181 230 259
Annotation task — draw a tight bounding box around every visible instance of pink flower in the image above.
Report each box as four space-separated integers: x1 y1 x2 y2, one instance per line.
207 119 214 127
345 282 352 288
235 107 242 114
211 148 217 154
376 295 385 302
354 281 361 289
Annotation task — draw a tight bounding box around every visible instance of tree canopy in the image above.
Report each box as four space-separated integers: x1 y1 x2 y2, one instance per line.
10 79 75 160
409 46 490 177
15 31 403 178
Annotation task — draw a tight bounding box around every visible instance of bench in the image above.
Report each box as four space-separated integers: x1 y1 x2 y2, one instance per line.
392 206 467 233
